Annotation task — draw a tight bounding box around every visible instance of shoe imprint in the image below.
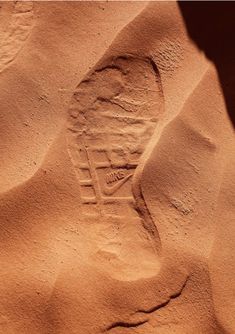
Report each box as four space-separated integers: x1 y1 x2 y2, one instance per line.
67 55 164 217
0 1 34 74
66 56 164 280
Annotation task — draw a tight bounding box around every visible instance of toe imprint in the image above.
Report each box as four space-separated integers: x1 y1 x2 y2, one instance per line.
0 1 34 73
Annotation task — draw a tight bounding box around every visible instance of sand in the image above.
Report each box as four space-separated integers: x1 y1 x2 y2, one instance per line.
0 1 234 333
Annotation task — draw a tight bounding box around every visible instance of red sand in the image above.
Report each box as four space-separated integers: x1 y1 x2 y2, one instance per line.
0 2 234 333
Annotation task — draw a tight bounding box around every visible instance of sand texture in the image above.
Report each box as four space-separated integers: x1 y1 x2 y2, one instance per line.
0 1 234 333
